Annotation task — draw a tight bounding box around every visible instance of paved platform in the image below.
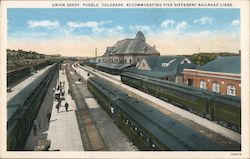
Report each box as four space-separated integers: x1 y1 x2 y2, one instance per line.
78 64 241 144
47 67 84 151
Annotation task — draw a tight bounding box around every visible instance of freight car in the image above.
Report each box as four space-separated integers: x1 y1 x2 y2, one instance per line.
87 76 225 150
7 66 32 87
7 63 57 150
120 72 241 132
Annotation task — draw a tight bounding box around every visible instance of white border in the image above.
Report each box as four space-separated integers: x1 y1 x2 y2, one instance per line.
0 0 249 158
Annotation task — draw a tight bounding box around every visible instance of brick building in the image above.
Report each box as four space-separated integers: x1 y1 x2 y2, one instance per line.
183 56 241 96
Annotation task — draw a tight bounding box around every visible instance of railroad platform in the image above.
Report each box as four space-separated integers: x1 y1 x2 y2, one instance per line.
47 67 84 151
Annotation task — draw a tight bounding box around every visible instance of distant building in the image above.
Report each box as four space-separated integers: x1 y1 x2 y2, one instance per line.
183 56 241 96
104 31 160 65
124 55 196 84
95 31 160 74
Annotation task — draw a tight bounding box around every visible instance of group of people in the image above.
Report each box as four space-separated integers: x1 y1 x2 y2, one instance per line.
32 79 70 137
54 81 70 113
55 101 69 113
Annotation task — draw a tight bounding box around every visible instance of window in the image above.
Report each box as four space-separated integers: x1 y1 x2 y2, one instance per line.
212 82 220 93
227 84 236 96
200 80 206 90
187 79 194 86
129 59 132 64
125 59 127 63
137 58 140 62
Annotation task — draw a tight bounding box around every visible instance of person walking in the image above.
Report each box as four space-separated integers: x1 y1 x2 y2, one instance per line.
47 112 51 123
56 102 60 113
65 102 69 112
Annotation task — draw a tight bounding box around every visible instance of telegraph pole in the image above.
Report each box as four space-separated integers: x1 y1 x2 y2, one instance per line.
95 48 97 58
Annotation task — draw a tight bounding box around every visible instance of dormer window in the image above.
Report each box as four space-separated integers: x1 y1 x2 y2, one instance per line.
180 58 191 64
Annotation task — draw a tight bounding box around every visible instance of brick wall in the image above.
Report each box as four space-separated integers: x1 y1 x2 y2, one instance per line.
183 69 241 96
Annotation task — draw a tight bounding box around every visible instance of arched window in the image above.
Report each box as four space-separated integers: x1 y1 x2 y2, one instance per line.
227 84 236 96
124 58 127 63
200 80 206 90
212 82 220 93
129 59 132 64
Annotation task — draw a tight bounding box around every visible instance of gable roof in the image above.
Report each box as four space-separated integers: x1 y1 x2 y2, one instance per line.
105 31 159 55
142 55 197 74
199 56 240 74
124 56 197 78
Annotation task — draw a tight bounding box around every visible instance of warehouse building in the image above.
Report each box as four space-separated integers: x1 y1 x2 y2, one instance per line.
183 56 241 96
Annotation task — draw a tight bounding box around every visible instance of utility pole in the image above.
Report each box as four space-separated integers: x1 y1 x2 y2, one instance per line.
95 48 97 58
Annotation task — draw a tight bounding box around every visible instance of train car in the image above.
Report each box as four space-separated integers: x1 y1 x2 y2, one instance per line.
121 72 212 116
87 76 225 151
34 60 53 70
120 72 241 131
7 66 32 87
87 76 118 117
213 95 241 131
7 63 57 150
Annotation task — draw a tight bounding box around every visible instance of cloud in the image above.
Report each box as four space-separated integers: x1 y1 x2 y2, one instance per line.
160 19 187 33
104 25 124 37
66 20 112 34
129 25 151 32
160 19 176 28
193 16 213 25
28 20 60 29
231 20 240 26
176 21 188 31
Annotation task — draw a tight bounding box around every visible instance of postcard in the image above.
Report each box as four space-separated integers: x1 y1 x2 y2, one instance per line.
0 0 249 158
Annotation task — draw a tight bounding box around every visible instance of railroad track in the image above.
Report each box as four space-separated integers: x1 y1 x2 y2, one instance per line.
65 63 106 151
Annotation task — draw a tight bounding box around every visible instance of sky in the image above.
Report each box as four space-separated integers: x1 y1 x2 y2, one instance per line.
7 8 240 57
